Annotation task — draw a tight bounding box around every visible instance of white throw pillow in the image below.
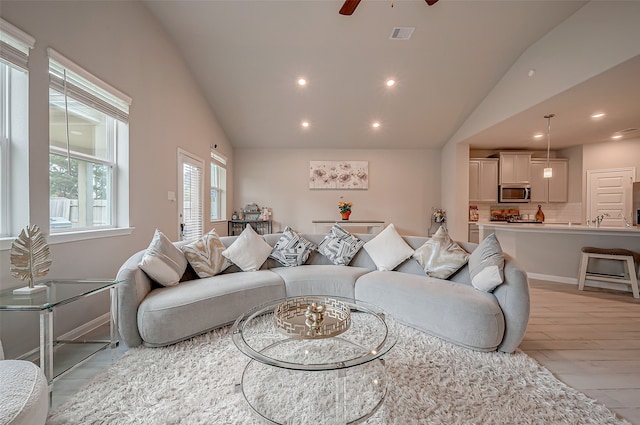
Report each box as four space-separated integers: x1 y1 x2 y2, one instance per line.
363 223 414 271
181 229 232 278
468 233 505 292
412 226 469 279
222 224 273 272
138 229 188 287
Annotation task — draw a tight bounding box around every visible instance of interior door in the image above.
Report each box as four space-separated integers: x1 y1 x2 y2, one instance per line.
587 168 635 227
178 149 204 241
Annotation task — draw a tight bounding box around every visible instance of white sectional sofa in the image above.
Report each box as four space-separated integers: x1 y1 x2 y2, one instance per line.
116 232 530 353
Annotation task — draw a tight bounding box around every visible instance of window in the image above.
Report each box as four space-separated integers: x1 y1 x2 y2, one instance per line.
210 151 227 221
48 49 131 232
0 19 33 238
179 149 204 241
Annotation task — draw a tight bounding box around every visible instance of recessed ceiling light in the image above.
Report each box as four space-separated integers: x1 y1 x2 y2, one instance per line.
372 121 380 129
528 69 536 77
301 121 310 128
533 133 544 139
591 112 605 119
611 133 623 139
297 78 307 86
386 79 395 87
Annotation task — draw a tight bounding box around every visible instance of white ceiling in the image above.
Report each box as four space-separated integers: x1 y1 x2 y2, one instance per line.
142 0 638 151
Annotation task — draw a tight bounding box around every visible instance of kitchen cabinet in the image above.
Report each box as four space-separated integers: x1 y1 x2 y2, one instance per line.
530 159 568 203
468 223 479 244
499 153 531 184
469 158 498 203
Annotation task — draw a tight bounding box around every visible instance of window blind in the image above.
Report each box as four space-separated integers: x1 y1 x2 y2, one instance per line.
182 160 203 241
48 48 131 123
0 18 35 70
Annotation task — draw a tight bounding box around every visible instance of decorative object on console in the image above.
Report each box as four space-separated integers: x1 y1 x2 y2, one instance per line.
309 160 368 190
338 198 353 220
469 205 479 222
242 203 261 220
413 226 469 279
535 204 545 222
10 224 51 295
138 229 188 287
432 207 446 223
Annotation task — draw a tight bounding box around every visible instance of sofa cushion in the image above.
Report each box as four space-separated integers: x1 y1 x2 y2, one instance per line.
412 226 469 279
0 359 49 425
355 271 505 351
137 270 285 347
363 223 414 271
181 229 232 278
269 226 317 267
138 229 188 287
222 225 273 272
317 224 365 266
272 264 371 299
468 233 505 292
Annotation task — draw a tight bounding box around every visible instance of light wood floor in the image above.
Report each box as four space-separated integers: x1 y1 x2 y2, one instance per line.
51 279 640 423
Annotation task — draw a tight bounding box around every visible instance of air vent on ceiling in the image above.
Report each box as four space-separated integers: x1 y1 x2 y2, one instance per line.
390 27 415 40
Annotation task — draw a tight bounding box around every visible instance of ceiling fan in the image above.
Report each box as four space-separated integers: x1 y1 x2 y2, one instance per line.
340 0 439 16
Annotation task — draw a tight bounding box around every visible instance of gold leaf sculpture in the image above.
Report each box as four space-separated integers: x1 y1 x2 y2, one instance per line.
10 224 52 287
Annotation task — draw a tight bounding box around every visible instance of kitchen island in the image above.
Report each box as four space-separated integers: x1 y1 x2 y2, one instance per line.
477 222 640 294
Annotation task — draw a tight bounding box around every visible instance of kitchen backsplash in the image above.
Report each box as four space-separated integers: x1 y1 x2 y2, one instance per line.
470 203 582 224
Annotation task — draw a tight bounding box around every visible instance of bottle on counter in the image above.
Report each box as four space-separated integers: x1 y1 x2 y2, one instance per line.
535 205 545 222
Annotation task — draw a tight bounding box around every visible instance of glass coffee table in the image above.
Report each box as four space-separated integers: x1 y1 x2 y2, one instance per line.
232 295 397 424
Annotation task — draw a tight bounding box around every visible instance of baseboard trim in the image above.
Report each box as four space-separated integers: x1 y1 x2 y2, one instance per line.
527 273 576 285
527 272 634 293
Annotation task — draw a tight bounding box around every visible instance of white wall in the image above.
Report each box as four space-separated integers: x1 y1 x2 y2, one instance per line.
0 1 232 358
234 148 440 237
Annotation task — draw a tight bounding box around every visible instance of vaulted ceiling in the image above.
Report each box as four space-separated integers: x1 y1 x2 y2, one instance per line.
143 1 638 151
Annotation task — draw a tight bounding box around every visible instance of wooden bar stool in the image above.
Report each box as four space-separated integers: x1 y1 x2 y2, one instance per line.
578 247 639 298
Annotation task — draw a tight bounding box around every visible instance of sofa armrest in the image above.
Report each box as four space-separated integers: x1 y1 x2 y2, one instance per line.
493 253 530 353
116 250 153 348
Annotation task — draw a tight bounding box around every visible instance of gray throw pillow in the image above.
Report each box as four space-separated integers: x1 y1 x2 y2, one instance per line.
269 226 317 267
412 226 469 279
468 233 505 292
138 229 188 287
317 224 365 266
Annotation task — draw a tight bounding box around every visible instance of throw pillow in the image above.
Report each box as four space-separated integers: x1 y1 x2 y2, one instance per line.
468 233 505 292
363 223 414 271
412 226 469 279
180 229 232 278
269 226 317 267
317 224 365 266
222 224 273 272
138 229 188 287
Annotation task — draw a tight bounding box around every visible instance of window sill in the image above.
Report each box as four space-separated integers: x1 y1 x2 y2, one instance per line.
0 227 134 250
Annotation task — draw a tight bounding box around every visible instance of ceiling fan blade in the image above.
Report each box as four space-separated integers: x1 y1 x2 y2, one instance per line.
426 0 439 5
339 0 361 15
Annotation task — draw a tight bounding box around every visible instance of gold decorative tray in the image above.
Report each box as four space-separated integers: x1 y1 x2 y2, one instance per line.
274 297 351 339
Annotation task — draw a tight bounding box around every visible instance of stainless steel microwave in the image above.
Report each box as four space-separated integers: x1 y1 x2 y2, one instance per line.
499 184 531 203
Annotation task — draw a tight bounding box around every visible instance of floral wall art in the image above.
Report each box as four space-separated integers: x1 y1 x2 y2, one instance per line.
309 161 369 190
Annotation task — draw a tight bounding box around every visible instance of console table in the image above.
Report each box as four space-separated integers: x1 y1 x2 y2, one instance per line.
0 279 120 398
228 220 272 236
312 220 385 234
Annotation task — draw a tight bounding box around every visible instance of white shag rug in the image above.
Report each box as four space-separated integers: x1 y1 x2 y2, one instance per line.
47 321 630 425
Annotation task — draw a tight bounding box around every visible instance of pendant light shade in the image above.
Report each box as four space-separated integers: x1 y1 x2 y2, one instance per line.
544 114 555 179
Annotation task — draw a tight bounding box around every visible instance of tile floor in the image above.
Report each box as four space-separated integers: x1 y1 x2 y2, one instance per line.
50 279 640 423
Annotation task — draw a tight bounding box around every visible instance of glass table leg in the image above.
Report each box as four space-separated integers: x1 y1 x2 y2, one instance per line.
39 309 54 403
336 368 347 424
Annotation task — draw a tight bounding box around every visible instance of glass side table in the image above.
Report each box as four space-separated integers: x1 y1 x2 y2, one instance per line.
0 279 120 397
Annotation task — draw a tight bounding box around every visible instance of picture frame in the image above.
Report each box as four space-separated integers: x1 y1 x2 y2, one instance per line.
309 160 369 190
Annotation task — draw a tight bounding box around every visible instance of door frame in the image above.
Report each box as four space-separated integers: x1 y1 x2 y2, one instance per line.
177 148 205 241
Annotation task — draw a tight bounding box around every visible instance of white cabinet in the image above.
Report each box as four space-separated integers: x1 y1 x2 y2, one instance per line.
499 153 531 184
530 159 568 203
468 223 479 244
469 158 498 203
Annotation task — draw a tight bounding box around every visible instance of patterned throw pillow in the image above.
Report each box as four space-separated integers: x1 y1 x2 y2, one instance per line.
269 226 317 267
222 224 273 272
412 226 469 279
138 229 188 287
468 233 505 292
363 223 414 271
317 224 365 266
181 229 232 278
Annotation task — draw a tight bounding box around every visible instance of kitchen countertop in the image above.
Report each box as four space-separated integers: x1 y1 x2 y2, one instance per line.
477 221 640 236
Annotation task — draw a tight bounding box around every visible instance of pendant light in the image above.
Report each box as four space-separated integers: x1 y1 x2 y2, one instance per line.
543 114 554 179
